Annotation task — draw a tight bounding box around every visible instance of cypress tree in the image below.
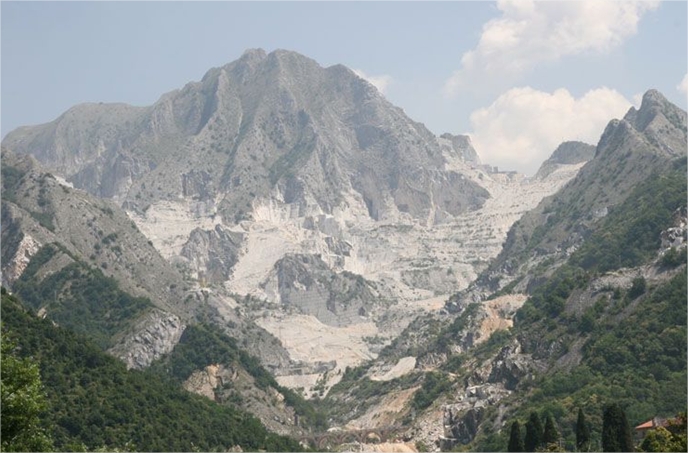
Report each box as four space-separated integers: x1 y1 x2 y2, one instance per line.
508 420 524 452
524 412 543 452
602 403 634 452
543 413 559 447
576 408 591 452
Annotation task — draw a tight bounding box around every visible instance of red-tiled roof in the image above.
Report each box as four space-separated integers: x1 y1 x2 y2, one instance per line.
635 417 670 431
635 420 655 430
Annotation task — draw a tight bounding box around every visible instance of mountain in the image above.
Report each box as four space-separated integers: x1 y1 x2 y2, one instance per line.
3 44 685 451
0 150 328 435
0 290 305 451
468 89 687 300
322 89 687 450
1 150 187 356
2 49 585 397
2 48 489 223
438 133 482 166
534 141 595 179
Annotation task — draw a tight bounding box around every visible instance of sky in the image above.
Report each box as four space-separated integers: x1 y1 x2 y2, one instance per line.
1 1 686 175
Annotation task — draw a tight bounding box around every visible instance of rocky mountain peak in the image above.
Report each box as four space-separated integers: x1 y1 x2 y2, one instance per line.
547 141 596 165
3 48 490 224
239 47 268 62
534 141 595 179
595 89 686 162
638 88 671 111
439 133 481 165
621 89 687 154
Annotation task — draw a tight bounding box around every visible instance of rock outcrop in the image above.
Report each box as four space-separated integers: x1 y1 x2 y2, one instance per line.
534 141 595 179
180 225 244 283
109 310 186 369
262 253 380 327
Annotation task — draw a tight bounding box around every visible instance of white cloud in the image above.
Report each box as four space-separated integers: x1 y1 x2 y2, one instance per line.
353 69 393 95
468 87 632 175
444 0 660 97
678 73 688 95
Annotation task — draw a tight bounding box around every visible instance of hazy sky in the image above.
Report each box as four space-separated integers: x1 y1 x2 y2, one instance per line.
2 1 686 175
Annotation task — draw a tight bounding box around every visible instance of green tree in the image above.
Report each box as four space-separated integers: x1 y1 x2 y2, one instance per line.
602 403 633 452
542 414 559 447
525 412 544 452
576 408 591 452
628 277 647 299
639 413 687 452
1 326 53 452
639 427 686 452
508 420 525 452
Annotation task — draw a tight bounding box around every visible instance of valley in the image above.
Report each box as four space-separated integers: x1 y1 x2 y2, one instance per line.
1 47 685 452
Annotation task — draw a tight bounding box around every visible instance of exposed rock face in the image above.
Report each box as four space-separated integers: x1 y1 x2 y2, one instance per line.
439 340 539 448
486 342 533 391
439 133 481 165
623 89 688 155
109 310 186 369
180 225 244 283
3 49 489 224
263 253 379 327
534 141 595 179
1 230 41 287
660 207 687 251
441 406 484 448
1 50 592 398
183 363 302 437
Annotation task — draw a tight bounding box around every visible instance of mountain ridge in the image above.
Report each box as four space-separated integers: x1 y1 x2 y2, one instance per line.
3 48 490 224
4 50 680 451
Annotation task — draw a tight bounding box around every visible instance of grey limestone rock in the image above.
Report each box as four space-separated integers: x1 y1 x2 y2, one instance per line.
263 253 380 327
180 225 244 283
109 310 186 369
534 141 595 179
3 49 489 224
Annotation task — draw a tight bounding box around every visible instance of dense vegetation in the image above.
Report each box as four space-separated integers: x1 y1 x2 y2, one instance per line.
509 267 683 449
570 161 687 273
0 291 304 451
12 244 152 349
411 371 453 411
518 159 687 325
463 158 688 451
1 315 53 452
474 248 687 451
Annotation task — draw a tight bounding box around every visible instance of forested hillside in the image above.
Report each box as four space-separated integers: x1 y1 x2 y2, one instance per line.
0 290 305 452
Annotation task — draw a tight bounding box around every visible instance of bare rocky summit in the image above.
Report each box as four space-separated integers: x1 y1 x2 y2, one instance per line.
534 141 595 179
3 48 489 223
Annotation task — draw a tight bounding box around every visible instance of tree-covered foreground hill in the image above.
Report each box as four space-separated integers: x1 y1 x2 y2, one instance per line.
0 290 305 452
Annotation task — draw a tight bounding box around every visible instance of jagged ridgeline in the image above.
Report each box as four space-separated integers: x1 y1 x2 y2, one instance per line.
2 48 488 223
3 48 545 409
0 291 304 452
478 89 688 297
2 42 686 451
323 90 687 450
